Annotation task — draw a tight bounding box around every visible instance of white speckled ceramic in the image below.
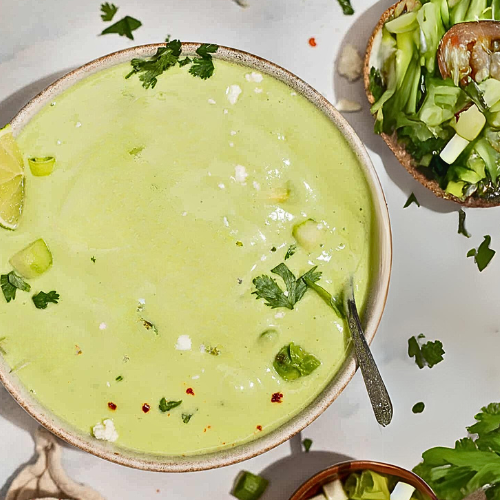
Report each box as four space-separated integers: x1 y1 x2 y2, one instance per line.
1 43 392 472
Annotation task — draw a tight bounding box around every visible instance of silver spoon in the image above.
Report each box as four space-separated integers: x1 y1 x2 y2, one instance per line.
345 280 393 427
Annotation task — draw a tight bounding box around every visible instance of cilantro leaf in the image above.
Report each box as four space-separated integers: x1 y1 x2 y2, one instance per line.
126 40 182 89
101 16 142 40
302 438 313 452
1 272 31 303
252 263 320 309
337 0 354 15
115 375 123 382
182 413 193 423
159 398 182 412
32 291 59 309
408 335 444 369
369 67 384 102
284 244 297 260
303 277 346 319
412 402 425 414
468 235 496 272
458 209 471 238
404 192 420 208
100 2 118 21
178 57 192 67
189 58 215 80
273 342 321 381
196 43 218 58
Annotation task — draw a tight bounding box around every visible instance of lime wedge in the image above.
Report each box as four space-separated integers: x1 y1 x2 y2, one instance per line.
0 124 25 230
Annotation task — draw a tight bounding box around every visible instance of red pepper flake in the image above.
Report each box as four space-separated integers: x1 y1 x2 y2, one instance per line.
186 388 195 395
108 402 117 411
308 37 317 47
256 425 263 431
142 403 150 413
271 392 283 403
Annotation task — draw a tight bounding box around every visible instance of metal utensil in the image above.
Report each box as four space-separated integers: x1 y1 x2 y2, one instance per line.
345 281 393 426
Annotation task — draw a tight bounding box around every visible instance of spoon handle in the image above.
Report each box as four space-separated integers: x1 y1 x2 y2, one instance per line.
346 298 393 427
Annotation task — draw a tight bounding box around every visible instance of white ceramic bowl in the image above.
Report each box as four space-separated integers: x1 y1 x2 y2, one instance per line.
0 43 392 472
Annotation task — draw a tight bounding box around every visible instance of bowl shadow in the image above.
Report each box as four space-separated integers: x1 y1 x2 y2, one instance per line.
332 0 456 214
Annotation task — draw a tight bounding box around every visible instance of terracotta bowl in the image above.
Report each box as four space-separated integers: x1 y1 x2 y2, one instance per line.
290 460 438 500
1 43 392 472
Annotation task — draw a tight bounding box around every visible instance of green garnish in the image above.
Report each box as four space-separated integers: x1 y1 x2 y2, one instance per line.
32 291 59 309
302 438 313 452
414 402 500 499
345 470 390 499
100 2 118 21
458 208 471 238
189 44 218 80
1 272 31 303
178 57 192 67
303 277 346 319
129 146 144 156
468 235 496 272
140 319 158 335
232 471 269 500
273 342 321 381
412 402 425 414
159 398 182 412
284 244 297 260
101 16 142 40
337 0 354 15
403 192 420 208
115 375 123 382
408 334 445 369
182 413 193 423
252 263 321 310
91 256 96 263
369 68 384 102
204 345 221 356
28 157 55 177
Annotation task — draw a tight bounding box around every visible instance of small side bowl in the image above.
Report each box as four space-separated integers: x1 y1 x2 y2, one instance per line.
289 460 437 500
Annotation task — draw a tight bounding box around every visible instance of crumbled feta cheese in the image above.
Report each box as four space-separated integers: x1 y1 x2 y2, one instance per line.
208 98 216 105
92 419 118 442
230 130 237 136
283 158 290 166
338 44 363 82
175 335 192 351
253 181 261 190
182 211 188 216
226 85 242 105
229 142 234 147
335 99 362 112
275 311 285 319
106 381 111 387
75 122 82 128
223 109 229 115
99 323 107 330
234 165 248 183
290 91 297 96
199 344 206 352
254 87 263 94
223 217 229 227
245 72 263 83
218 183 226 189
192 375 200 380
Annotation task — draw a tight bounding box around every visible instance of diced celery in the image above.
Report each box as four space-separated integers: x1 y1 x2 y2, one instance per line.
267 186 290 203
445 180 466 198
258 329 279 346
476 137 500 182
9 239 53 279
390 482 416 500
455 105 486 141
28 156 55 177
479 78 500 108
292 219 324 252
419 154 433 166
385 11 419 33
232 471 268 500
323 479 348 500
440 134 470 164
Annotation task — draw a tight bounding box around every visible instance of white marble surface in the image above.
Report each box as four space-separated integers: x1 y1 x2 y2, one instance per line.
1 0 499 498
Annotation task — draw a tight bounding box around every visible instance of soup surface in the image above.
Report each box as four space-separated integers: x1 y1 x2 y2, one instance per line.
0 58 375 455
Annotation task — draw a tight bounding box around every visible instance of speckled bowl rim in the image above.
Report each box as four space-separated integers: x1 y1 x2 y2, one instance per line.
1 43 392 472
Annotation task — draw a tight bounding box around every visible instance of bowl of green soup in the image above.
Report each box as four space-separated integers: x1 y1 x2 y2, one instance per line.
0 42 391 471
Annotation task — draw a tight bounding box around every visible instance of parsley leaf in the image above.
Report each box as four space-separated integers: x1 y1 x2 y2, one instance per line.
252 263 321 309
404 192 420 208
408 335 444 369
32 291 59 309
412 402 425 414
369 67 384 102
468 235 495 272
189 58 215 80
100 2 118 21
458 209 471 238
182 413 193 423
159 398 182 412
1 272 31 303
302 438 313 452
273 342 321 381
126 39 182 89
337 0 354 15
284 244 297 260
101 16 142 40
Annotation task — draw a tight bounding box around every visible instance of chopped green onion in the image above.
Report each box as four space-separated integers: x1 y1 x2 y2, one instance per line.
28 156 55 177
232 471 269 500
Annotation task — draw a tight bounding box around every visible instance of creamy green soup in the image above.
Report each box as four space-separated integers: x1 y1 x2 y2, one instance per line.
0 58 375 455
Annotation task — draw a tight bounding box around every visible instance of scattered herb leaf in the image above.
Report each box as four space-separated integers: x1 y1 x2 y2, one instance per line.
412 402 425 414
284 244 297 260
252 263 321 309
189 57 215 80
140 319 158 335
129 146 144 156
458 209 470 238
337 0 354 15
159 398 182 412
408 335 444 369
369 67 384 102
178 57 192 67
100 2 118 21
303 438 313 452
165 34 171 43
273 342 321 381
404 192 420 208
115 375 123 382
468 235 496 272
182 412 193 423
8 273 31 292
100 15 142 40
304 277 346 319
196 43 218 58
204 345 221 356
32 291 60 309
91 256 96 263
1 272 31 303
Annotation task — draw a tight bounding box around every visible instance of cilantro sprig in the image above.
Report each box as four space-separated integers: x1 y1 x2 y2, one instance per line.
100 2 118 21
404 192 420 208
1 272 31 303
159 398 182 412
32 291 59 309
468 235 495 272
252 263 321 310
189 44 218 80
101 15 142 40
458 209 471 238
408 334 445 369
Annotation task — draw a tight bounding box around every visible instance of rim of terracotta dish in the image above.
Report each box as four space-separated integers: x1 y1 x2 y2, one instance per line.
2 43 392 472
289 460 438 500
